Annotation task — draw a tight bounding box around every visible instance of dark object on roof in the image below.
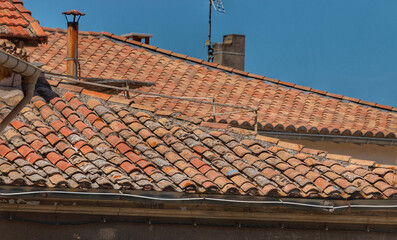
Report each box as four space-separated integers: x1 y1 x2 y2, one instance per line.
33 73 59 102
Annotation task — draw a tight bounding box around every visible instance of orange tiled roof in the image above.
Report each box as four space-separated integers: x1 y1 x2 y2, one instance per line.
1 88 397 199
25 28 397 139
0 0 47 43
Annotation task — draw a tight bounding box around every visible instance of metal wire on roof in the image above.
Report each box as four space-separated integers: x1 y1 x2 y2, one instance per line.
44 72 260 131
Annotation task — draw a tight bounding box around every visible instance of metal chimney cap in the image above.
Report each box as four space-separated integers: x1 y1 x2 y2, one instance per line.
62 10 86 16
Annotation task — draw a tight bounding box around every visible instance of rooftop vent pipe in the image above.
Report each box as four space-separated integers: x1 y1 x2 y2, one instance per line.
0 49 41 133
62 10 85 78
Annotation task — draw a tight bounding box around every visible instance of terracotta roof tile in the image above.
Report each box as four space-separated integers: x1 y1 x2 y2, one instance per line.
0 0 47 43
0 1 394 200
24 29 397 140
1 88 395 199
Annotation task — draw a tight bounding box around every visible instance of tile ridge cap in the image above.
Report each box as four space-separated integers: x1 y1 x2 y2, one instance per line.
42 27 60 32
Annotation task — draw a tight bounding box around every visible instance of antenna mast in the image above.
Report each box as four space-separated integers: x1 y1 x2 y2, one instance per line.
206 0 225 62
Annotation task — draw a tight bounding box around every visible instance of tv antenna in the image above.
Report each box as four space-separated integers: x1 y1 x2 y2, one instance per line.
206 0 226 62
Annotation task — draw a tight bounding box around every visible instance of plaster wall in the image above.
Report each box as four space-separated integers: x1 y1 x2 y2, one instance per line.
288 139 397 165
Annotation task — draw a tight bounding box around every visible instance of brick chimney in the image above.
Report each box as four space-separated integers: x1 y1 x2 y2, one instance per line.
62 10 85 77
212 34 245 71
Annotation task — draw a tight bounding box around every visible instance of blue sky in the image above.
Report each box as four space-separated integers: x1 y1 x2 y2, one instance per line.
25 0 397 107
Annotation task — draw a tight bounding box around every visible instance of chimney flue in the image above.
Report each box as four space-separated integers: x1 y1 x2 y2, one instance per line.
62 10 85 78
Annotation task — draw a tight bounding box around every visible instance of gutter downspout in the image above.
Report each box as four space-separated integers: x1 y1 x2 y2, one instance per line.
0 49 41 133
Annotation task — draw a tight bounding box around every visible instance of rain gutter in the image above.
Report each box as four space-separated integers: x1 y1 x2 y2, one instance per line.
0 49 41 133
1 188 397 225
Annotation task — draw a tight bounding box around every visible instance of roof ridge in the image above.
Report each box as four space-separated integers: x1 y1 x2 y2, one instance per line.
41 27 397 113
47 79 397 170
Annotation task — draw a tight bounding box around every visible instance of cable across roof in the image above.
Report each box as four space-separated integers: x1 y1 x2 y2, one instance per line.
3 189 397 212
